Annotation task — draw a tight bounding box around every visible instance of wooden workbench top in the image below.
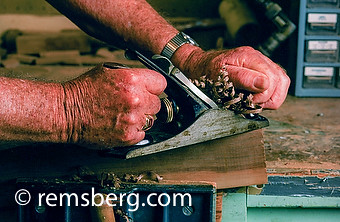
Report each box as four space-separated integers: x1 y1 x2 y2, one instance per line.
263 95 340 176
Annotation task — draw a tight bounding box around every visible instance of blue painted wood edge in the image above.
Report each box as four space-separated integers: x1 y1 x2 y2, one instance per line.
247 195 340 208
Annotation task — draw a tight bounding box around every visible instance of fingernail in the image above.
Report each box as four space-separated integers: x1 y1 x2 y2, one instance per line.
254 76 267 90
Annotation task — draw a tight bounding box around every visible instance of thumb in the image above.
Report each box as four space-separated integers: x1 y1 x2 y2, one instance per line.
226 65 269 93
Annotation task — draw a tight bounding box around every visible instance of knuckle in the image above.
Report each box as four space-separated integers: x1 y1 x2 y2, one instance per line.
127 95 142 107
158 74 167 90
150 96 162 114
237 46 257 54
154 98 162 113
121 113 140 125
283 74 291 85
120 90 142 108
123 71 139 85
240 46 254 51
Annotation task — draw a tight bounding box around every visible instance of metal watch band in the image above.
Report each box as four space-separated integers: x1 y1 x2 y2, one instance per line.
161 32 199 59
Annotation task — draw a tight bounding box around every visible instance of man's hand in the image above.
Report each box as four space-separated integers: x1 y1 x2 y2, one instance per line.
178 46 290 110
62 63 166 149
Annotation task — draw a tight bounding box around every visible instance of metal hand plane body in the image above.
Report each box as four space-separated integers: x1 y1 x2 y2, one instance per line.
103 50 268 159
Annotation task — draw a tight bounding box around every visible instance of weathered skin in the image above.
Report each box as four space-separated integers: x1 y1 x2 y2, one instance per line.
0 0 290 148
0 65 166 148
62 65 166 148
173 45 290 110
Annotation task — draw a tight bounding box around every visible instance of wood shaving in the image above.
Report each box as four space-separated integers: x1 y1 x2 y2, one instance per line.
191 65 262 115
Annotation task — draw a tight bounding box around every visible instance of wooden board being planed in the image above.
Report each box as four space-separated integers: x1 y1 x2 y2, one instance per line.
0 129 266 209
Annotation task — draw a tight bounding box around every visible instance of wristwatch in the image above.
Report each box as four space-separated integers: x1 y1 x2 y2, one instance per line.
161 32 199 60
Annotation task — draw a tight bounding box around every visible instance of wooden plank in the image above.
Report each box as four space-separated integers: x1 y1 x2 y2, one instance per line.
247 207 340 222
9 54 37 64
35 56 82 65
0 65 87 82
216 192 224 222
0 0 59 15
247 195 340 208
220 190 340 222
39 50 80 57
1 58 20 68
0 129 266 208
16 32 91 54
260 176 340 198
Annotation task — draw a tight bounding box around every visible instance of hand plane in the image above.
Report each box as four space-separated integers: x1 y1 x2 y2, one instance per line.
102 50 269 159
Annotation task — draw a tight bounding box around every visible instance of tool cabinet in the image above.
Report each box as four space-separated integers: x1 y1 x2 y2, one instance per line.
295 0 340 96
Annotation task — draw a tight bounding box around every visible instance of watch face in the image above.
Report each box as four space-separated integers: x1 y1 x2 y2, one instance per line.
182 33 191 42
182 33 198 46
188 39 195 45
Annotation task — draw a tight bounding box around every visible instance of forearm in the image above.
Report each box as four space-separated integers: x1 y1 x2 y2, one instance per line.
0 77 67 143
46 0 201 75
46 0 176 54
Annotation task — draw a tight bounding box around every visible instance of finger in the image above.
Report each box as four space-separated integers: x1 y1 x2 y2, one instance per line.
123 130 145 146
251 75 277 105
144 94 162 115
104 130 145 148
115 113 146 145
252 87 275 106
257 75 290 110
226 65 270 93
138 69 167 95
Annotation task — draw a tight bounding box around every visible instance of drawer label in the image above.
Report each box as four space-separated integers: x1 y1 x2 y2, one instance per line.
304 67 334 76
308 40 338 50
308 13 337 23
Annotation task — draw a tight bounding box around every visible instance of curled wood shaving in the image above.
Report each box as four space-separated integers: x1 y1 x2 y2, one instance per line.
191 65 262 115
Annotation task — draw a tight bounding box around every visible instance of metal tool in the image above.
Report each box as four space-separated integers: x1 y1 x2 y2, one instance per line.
101 50 269 159
148 54 218 109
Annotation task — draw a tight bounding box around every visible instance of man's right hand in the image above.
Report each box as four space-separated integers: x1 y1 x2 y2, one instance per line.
62 63 167 149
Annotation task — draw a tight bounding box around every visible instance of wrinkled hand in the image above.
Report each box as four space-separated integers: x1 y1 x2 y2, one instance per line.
62 63 166 149
182 46 290 109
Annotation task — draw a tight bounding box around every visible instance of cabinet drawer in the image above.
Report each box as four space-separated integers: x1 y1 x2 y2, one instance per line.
306 13 338 35
305 40 339 62
304 66 335 88
307 0 338 8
